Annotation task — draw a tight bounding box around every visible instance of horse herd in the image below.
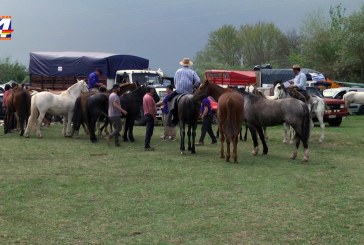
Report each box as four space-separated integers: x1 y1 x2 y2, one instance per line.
4 79 363 164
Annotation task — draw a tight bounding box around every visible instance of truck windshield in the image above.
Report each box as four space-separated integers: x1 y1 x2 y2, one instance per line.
132 73 162 86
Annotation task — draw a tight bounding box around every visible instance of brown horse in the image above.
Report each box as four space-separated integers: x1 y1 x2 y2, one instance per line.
5 87 31 136
195 80 244 162
217 92 244 163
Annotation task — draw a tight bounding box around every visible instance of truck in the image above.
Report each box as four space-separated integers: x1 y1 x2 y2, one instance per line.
114 69 173 124
28 52 149 91
205 69 349 127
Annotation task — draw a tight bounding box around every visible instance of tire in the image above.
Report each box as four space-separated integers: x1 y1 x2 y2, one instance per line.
328 117 342 127
357 105 364 115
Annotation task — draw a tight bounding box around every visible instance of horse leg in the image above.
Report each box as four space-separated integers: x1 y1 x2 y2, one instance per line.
128 121 135 142
263 126 268 141
65 113 74 137
243 125 248 142
180 123 186 154
248 126 259 156
233 135 238 163
283 122 290 144
187 125 192 151
218 123 225 158
316 111 325 143
36 112 46 138
17 112 25 136
257 127 268 155
191 123 197 154
123 117 129 141
226 139 231 162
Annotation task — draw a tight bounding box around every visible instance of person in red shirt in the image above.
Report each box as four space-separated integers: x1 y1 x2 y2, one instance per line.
143 86 157 151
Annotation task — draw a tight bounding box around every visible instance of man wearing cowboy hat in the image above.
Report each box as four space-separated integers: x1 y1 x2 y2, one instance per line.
289 64 307 96
167 58 201 126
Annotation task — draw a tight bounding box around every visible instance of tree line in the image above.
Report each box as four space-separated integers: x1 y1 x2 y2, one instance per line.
194 4 364 83
0 57 28 84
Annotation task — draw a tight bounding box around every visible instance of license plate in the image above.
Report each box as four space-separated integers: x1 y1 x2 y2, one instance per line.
329 115 336 118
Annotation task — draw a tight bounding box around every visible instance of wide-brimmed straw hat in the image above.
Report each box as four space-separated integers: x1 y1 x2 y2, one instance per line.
179 58 193 66
292 64 301 69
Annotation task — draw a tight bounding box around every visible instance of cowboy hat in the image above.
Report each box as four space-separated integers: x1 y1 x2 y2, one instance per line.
179 58 193 66
292 64 301 69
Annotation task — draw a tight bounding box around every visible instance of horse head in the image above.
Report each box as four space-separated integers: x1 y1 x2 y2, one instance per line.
194 80 210 100
77 79 89 93
273 80 285 99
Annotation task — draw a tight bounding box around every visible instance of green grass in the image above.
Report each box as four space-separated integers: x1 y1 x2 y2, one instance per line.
0 117 363 244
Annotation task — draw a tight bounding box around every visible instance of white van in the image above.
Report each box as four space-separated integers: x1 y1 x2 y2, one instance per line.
323 87 364 114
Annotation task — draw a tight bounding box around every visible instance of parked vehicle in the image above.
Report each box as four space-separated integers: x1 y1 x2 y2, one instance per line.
323 87 364 115
306 87 348 126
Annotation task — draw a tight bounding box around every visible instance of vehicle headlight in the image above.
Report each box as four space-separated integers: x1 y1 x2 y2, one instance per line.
340 104 345 109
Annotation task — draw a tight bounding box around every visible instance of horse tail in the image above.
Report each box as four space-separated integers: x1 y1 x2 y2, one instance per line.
301 103 311 144
27 93 39 132
223 97 240 142
72 96 83 131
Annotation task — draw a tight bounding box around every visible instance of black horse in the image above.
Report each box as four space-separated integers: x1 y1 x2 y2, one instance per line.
121 85 160 142
170 93 200 154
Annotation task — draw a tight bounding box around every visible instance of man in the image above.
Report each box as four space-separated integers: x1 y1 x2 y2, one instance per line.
196 97 217 146
88 68 103 92
167 57 201 126
289 64 307 96
174 57 201 94
156 84 176 141
143 86 157 151
108 84 128 147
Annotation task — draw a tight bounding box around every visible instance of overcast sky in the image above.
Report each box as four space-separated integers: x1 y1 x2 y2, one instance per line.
1 0 363 76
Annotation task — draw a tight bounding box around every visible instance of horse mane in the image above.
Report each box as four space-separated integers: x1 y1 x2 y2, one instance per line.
61 79 85 95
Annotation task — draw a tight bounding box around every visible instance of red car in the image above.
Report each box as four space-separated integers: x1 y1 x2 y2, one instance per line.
207 96 218 124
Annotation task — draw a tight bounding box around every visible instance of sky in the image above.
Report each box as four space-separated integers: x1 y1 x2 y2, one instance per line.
1 0 364 76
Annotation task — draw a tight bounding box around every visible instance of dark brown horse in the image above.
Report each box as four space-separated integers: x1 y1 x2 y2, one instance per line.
72 82 138 142
5 87 31 136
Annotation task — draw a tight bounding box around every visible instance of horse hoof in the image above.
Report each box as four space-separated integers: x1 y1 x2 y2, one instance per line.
180 151 185 155
191 150 196 154
24 135 29 138
302 158 309 163
130 138 135 142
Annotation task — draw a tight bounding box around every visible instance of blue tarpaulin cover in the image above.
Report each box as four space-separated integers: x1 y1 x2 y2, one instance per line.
29 52 149 78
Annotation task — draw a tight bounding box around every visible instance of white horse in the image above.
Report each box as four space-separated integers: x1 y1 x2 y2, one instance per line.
273 82 326 143
24 79 89 138
343 91 364 114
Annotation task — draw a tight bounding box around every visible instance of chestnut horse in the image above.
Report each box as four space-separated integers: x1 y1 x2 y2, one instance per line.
195 80 244 162
5 87 31 136
217 92 244 163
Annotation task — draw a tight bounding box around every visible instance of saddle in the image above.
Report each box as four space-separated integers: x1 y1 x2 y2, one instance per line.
287 87 310 103
167 93 187 127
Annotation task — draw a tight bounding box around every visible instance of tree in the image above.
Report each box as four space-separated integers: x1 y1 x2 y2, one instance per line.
0 57 28 84
335 5 364 81
194 25 242 74
238 22 289 68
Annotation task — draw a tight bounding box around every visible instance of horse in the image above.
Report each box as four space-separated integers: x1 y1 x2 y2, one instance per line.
243 91 311 161
24 79 89 138
170 93 201 154
343 91 364 113
72 82 138 141
217 91 245 163
4 87 31 136
273 80 326 143
121 85 159 142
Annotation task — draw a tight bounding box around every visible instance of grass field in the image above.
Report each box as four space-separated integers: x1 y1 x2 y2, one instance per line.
0 116 363 244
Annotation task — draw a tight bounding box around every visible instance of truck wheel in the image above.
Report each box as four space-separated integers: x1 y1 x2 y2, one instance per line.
328 117 342 127
357 105 364 115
